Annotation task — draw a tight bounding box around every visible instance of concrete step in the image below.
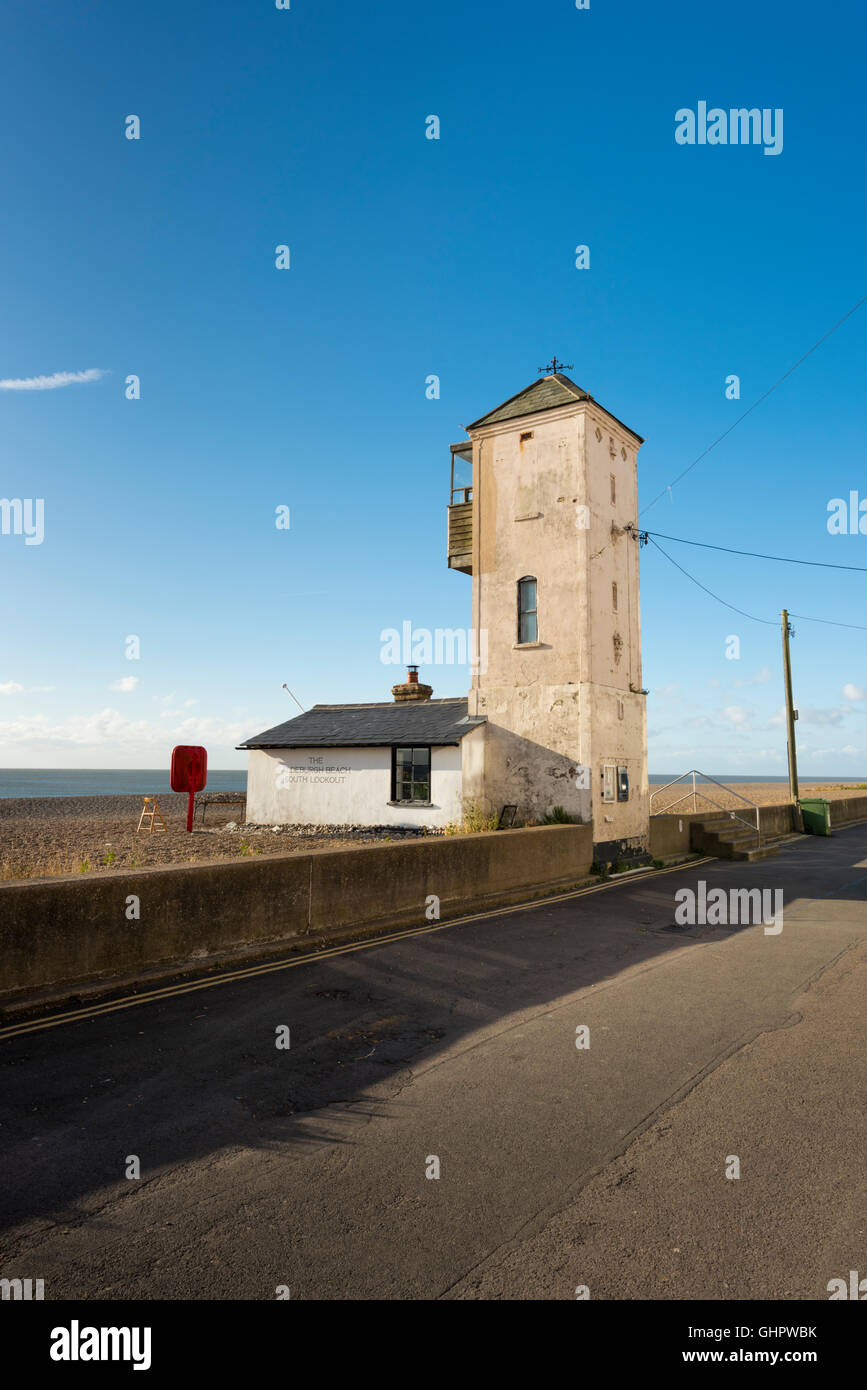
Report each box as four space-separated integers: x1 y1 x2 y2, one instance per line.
692 830 761 857
689 811 768 858
688 812 788 861
696 812 757 824
732 844 781 862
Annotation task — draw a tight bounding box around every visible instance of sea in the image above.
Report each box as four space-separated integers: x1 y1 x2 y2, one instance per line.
0 768 863 799
0 769 248 799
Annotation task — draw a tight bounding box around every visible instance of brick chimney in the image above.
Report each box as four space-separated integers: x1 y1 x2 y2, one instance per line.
392 665 433 702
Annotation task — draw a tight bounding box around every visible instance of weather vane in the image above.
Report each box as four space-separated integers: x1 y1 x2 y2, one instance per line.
538 355 573 376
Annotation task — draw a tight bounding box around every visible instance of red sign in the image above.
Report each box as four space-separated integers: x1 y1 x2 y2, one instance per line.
171 745 208 831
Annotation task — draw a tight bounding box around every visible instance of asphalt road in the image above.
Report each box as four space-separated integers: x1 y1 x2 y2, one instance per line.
1 827 865 1300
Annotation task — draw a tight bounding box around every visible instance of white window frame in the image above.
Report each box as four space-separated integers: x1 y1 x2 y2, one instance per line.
602 764 616 803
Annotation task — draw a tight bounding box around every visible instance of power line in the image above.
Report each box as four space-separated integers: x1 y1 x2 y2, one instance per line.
789 611 867 633
645 535 867 632
640 292 867 516
646 536 777 625
641 528 867 574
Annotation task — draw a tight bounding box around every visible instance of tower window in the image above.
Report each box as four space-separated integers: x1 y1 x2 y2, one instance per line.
612 581 618 612
610 473 616 505
517 576 538 644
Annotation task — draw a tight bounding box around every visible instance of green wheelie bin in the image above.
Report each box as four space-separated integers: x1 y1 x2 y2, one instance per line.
800 798 832 835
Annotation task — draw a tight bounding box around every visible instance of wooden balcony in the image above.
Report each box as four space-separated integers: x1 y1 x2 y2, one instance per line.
447 500 473 574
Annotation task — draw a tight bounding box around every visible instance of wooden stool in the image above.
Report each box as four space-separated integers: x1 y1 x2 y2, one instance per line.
137 796 168 832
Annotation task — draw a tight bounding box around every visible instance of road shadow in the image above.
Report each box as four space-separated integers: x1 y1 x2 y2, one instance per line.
1 825 866 1233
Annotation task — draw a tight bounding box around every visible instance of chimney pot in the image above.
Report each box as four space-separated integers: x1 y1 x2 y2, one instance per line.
392 666 433 703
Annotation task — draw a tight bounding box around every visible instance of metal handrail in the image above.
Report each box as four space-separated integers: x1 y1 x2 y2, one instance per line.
649 770 762 845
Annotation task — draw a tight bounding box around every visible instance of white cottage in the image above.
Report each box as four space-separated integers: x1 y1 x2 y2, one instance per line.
240 670 487 829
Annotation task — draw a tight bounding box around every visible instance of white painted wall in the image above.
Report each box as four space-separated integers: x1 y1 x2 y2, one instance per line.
246 745 464 828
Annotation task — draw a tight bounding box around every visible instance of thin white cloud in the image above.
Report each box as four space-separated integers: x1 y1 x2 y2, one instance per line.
734 666 772 688
722 705 751 727
157 693 197 710
0 707 252 752
843 683 867 702
110 676 139 693
800 706 844 726
808 744 861 760
0 681 24 694
0 368 106 392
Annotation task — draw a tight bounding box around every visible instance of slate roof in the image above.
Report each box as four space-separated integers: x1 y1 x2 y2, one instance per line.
466 372 644 442
239 698 483 749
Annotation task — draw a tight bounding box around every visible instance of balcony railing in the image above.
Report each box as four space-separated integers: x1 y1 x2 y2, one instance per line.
448 443 473 574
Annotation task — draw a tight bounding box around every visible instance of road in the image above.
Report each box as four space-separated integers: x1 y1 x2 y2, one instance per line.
1 826 865 1300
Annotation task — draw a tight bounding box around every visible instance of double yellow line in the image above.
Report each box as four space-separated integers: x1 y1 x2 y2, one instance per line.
0 858 709 1040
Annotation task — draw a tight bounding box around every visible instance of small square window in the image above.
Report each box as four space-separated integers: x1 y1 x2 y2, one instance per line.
392 746 430 802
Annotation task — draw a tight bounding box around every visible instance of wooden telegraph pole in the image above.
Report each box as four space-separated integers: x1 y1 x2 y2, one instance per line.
781 609 800 811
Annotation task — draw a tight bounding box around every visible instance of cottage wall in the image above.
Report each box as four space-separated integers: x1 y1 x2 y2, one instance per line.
246 745 463 828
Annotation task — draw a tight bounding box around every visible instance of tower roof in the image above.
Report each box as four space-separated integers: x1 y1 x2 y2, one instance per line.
466 372 643 442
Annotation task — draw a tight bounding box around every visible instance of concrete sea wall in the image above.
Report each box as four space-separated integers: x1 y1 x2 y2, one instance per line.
5 794 867 1009
0 824 594 1005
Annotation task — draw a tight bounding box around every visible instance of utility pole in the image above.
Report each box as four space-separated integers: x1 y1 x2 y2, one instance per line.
781 609 800 807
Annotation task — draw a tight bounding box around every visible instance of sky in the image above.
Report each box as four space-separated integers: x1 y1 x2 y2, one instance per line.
1 0 865 775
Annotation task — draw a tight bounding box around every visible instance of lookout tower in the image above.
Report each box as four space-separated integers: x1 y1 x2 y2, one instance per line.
447 370 649 860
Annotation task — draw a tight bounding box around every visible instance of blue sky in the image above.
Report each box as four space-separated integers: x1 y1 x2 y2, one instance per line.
1 0 865 774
